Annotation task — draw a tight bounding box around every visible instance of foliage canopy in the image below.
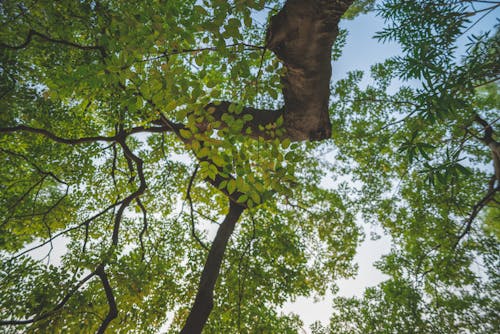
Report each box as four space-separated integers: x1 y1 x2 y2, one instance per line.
0 0 498 333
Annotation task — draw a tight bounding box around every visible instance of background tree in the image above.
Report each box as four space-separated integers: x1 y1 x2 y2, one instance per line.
0 0 498 333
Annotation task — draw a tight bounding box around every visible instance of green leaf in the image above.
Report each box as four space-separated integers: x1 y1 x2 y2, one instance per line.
179 129 192 139
227 179 236 194
237 194 248 203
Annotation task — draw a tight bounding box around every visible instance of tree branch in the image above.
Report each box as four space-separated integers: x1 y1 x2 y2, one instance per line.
0 29 106 57
180 201 245 334
95 266 118 333
111 137 147 246
454 183 499 248
186 165 209 251
0 124 173 145
0 269 98 326
0 125 116 144
136 198 148 261
4 201 123 264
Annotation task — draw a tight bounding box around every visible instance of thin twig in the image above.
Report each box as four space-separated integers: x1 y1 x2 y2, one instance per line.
186 165 209 251
0 269 98 325
136 198 148 261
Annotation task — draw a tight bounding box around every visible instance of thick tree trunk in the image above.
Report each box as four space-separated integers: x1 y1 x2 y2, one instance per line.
180 202 245 334
205 0 354 142
265 0 354 140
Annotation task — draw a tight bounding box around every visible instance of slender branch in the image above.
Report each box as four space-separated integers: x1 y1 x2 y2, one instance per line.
0 148 67 184
95 266 118 333
0 125 116 144
186 165 209 251
111 137 147 246
454 183 499 248
180 201 245 334
1 175 48 227
461 4 499 35
0 124 173 145
473 76 500 88
237 213 257 332
138 43 265 63
0 29 106 57
474 114 500 181
158 114 248 207
136 198 148 261
0 269 98 326
4 201 124 263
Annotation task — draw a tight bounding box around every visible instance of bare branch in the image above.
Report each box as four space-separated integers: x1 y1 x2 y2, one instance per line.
95 266 118 333
180 201 245 334
0 269 98 326
186 165 209 251
0 29 106 57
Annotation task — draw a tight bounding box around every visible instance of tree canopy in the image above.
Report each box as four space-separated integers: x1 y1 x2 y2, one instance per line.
0 0 498 333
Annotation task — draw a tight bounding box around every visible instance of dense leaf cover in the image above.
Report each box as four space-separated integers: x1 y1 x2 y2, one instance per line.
0 0 498 333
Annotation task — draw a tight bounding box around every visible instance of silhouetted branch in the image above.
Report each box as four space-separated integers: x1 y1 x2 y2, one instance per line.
111 137 147 246
96 266 118 333
0 29 106 57
180 201 245 334
186 165 209 251
0 124 174 146
0 269 98 326
138 42 265 63
136 198 148 261
0 125 116 144
454 182 499 248
5 201 124 264
1 175 48 228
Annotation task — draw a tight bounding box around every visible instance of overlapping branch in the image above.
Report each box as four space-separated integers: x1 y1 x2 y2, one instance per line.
0 269 98 326
0 29 106 57
0 124 173 145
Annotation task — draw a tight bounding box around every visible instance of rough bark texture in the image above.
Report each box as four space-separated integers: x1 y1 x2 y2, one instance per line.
180 202 245 334
266 0 354 140
208 0 354 141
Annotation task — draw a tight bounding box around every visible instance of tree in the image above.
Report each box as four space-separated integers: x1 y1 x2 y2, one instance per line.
0 0 498 334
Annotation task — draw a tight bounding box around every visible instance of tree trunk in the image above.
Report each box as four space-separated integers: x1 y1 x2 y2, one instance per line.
180 202 245 334
203 0 354 142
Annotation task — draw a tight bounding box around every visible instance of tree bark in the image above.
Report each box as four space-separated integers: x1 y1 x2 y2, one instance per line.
266 0 354 140
180 202 245 334
205 0 354 142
